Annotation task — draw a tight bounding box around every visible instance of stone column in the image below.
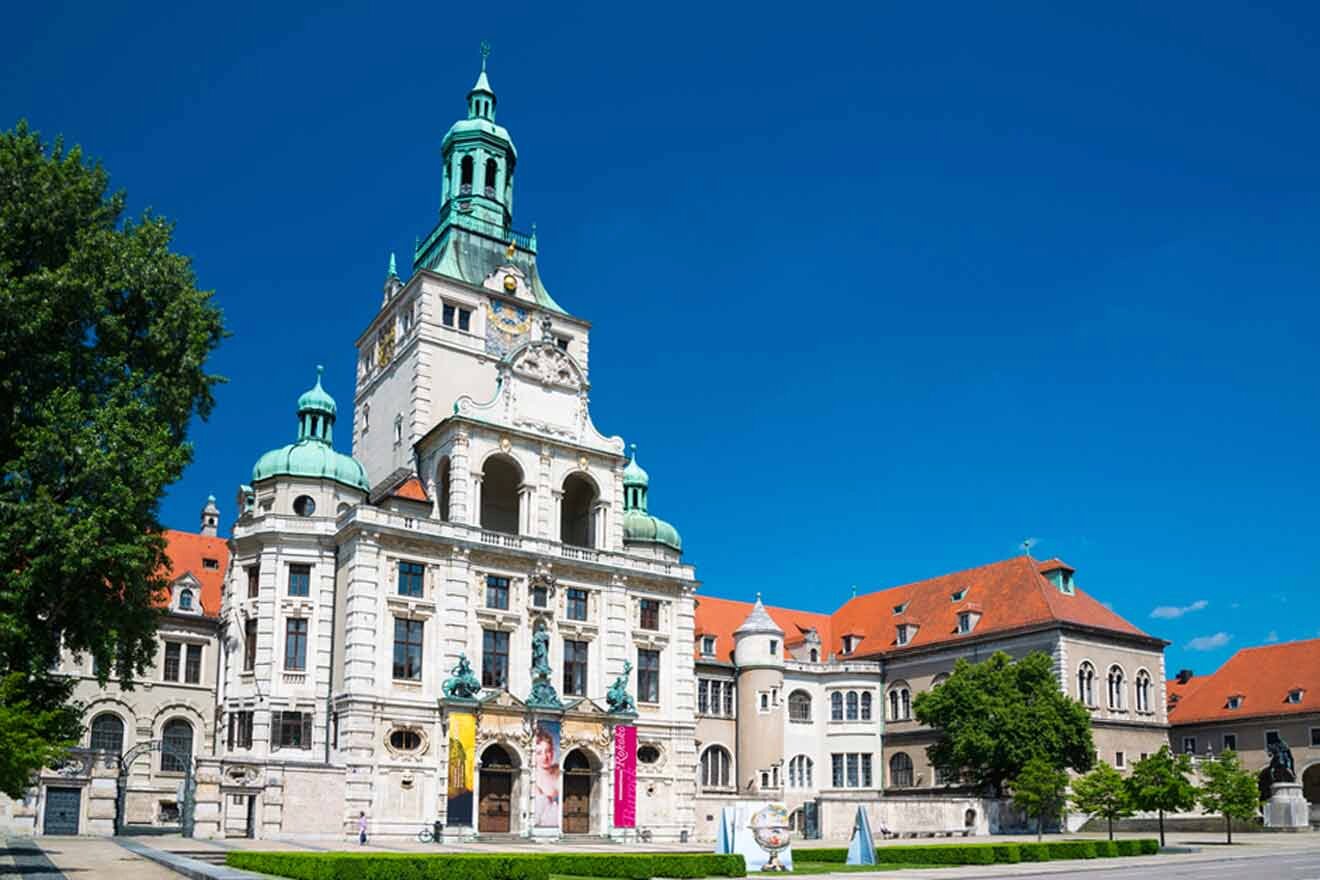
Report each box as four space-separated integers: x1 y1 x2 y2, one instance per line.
519 484 536 535
470 474 483 529
551 491 564 543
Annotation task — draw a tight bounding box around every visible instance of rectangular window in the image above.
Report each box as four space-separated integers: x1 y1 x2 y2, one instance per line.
458 308 471 332
637 649 660 703
556 336 570 352
271 710 312 750
227 710 254 750
723 681 735 717
185 644 203 684
243 618 257 671
163 642 181 682
397 561 424 598
957 613 971 634
485 575 510 610
482 629 509 688
1115 751 1125 769
861 753 873 788
442 303 456 326
701 635 715 656
531 585 547 607
846 753 859 788
842 636 854 654
566 588 588 620
639 599 660 630
832 754 844 788
285 618 308 670
769 639 778 656
246 565 260 599
1182 736 1196 754
563 639 588 696
896 624 909 645
1310 728 1320 747
288 564 311 597
393 618 424 681
1223 734 1237 752
698 679 709 714
759 692 770 712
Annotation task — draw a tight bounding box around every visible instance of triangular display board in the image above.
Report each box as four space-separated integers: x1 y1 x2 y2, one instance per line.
845 806 876 865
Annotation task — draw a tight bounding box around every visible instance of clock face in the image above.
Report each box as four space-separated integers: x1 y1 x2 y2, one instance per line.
487 300 531 335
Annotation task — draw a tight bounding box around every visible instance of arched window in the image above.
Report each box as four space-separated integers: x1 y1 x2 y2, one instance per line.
161 719 193 773
830 691 843 721
846 691 859 721
788 755 814 788
809 648 819 662
1135 669 1152 713
89 713 124 755
485 158 498 191
860 691 873 721
700 745 732 789
932 673 950 688
460 155 474 188
889 752 914 788
1107 665 1125 710
788 690 812 722
178 589 193 611
560 473 598 548
436 456 452 522
889 684 911 721
1077 662 1096 707
480 454 523 535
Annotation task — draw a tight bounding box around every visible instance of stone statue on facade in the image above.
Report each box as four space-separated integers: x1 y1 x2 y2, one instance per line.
606 660 637 716
527 623 562 709
1267 739 1296 783
442 654 482 700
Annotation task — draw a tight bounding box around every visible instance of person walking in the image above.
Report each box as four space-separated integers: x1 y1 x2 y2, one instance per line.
358 810 368 845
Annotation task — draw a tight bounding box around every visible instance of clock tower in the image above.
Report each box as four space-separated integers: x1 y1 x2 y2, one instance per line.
352 47 590 488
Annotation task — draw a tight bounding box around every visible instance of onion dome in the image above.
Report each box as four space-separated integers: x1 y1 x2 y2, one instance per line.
621 445 681 553
252 366 369 492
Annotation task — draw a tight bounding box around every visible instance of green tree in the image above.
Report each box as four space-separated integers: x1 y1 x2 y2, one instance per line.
1070 762 1134 840
1125 746 1197 848
0 121 224 797
912 651 1095 796
1010 757 1069 841
1198 749 1260 844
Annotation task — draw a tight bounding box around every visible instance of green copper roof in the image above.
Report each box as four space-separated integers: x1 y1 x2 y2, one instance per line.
622 444 649 488
623 510 682 552
387 252 398 279
252 367 368 492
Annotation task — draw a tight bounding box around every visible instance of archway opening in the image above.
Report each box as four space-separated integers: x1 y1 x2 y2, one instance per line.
563 748 595 834
436 455 452 522
479 744 517 833
560 473 598 547
480 455 522 534
1302 764 1320 809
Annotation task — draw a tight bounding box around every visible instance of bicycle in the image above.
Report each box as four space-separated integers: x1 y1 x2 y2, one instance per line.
417 823 444 844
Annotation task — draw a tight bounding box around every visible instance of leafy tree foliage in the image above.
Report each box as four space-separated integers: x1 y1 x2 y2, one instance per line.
0 674 84 798
0 121 224 796
1198 750 1260 844
1010 757 1069 841
1125 746 1197 847
913 651 1095 796
1070 762 1134 840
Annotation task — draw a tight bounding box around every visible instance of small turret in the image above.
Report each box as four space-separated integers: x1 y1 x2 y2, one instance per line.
200 494 220 537
382 252 402 303
734 594 786 794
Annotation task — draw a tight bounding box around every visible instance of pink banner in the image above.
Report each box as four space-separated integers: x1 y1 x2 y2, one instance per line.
613 724 636 828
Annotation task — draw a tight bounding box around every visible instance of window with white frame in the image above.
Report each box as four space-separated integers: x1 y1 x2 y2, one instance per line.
700 746 732 789
1077 661 1096 706
788 754 813 788
788 690 811 722
889 684 911 721
698 678 734 717
1107 665 1125 710
1135 670 1152 713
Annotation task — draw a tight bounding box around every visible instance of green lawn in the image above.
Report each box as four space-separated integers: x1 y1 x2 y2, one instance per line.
789 863 919 874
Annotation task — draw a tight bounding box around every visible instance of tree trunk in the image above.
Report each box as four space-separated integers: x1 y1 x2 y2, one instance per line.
1226 814 1232 845
1158 809 1165 848
1107 814 1113 841
1037 813 1042 842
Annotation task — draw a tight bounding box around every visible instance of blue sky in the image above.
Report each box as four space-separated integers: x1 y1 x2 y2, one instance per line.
7 2 1318 676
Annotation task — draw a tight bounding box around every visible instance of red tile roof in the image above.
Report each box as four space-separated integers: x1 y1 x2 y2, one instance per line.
161 529 228 617
1166 638 1320 724
392 477 429 502
695 595 832 663
695 556 1155 662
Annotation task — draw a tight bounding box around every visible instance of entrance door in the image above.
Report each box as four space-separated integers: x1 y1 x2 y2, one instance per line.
245 795 256 839
44 787 81 835
478 771 512 832
563 749 592 834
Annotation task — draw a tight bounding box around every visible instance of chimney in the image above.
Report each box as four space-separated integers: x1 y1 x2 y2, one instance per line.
1176 669 1194 684
200 494 220 537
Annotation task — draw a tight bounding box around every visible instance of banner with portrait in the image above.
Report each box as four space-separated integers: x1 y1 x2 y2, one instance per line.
446 712 475 826
531 718 561 828
612 724 637 827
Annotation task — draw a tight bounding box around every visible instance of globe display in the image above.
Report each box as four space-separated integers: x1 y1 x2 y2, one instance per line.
748 803 791 871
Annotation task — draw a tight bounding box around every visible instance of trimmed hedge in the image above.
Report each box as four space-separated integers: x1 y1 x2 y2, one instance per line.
1092 840 1120 858
795 839 1157 867
223 852 747 880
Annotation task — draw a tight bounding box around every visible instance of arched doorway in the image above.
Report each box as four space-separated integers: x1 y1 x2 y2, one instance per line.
481 455 522 535
115 737 195 837
1303 763 1320 819
560 474 598 548
478 744 516 833
562 748 594 834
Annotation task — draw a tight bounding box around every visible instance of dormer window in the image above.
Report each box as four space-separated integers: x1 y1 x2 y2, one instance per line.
1287 689 1303 705
951 588 967 602
896 624 911 646
1044 567 1075 595
202 558 219 571
1226 694 1243 710
892 602 908 615
701 636 716 657
179 589 194 611
841 635 856 654
957 612 973 634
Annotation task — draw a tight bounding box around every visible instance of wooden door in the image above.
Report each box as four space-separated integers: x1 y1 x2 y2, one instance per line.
478 771 512 833
563 772 591 834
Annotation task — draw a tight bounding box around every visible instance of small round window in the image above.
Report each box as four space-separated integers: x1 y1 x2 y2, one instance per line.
637 745 661 765
389 729 422 751
293 495 316 517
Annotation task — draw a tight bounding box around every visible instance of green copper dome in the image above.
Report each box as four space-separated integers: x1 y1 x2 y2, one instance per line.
620 445 680 552
252 367 368 492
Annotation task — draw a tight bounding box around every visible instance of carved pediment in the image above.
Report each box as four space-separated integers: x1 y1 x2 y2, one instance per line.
511 342 585 391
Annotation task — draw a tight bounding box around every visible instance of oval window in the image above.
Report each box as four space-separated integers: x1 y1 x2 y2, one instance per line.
293 495 316 517
389 729 422 751
637 745 661 765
